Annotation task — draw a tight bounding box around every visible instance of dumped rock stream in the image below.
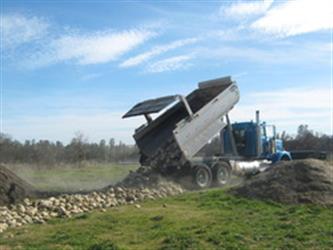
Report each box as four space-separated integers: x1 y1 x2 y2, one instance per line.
0 165 184 233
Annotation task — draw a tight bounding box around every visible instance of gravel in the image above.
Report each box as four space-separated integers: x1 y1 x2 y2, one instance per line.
0 183 184 233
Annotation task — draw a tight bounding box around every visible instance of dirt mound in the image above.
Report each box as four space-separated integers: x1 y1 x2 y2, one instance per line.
230 159 333 205
0 165 36 206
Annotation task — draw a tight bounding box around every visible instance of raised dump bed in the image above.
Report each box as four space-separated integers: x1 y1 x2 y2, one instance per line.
123 76 240 186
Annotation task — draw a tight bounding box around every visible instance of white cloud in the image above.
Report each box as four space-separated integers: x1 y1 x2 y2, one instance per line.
251 0 333 37
120 37 198 68
2 13 158 68
45 29 156 66
1 13 49 48
211 29 243 41
230 86 331 134
145 54 193 73
196 41 330 65
250 88 329 109
221 0 273 19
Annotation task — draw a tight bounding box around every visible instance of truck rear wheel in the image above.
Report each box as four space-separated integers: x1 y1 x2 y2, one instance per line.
193 164 212 189
212 161 231 186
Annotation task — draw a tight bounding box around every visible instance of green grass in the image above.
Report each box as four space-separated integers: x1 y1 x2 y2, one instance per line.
5 162 138 192
1 189 332 250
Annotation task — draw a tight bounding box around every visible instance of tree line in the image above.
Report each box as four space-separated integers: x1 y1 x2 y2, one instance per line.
0 125 331 166
281 125 332 152
0 132 138 166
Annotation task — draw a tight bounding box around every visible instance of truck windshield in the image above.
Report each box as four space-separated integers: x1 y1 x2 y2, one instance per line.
233 128 246 153
265 125 275 138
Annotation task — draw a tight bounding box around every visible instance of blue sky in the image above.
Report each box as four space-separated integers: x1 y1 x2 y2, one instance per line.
1 0 332 144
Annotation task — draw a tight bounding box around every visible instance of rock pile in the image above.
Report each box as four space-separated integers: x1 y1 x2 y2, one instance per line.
230 159 333 205
117 166 162 188
0 183 184 233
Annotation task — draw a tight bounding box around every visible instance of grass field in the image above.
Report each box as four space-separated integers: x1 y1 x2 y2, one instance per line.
5 162 138 192
1 189 332 250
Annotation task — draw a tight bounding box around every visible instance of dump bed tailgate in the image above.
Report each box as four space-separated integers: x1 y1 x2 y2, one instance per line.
174 83 239 158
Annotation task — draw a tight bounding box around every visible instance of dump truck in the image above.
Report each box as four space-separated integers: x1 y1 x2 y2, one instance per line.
123 76 295 188
123 76 240 188
123 76 326 188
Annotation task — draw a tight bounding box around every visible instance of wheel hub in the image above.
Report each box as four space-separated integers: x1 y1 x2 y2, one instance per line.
196 169 209 187
217 168 227 184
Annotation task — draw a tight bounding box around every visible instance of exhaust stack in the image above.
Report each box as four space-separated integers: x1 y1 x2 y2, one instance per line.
256 110 260 125
255 110 262 157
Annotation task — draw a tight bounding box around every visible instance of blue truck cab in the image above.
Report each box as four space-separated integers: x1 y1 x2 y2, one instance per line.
222 111 291 163
259 122 291 162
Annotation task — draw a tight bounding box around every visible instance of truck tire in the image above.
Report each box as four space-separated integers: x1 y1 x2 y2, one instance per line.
212 161 231 186
193 164 212 189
